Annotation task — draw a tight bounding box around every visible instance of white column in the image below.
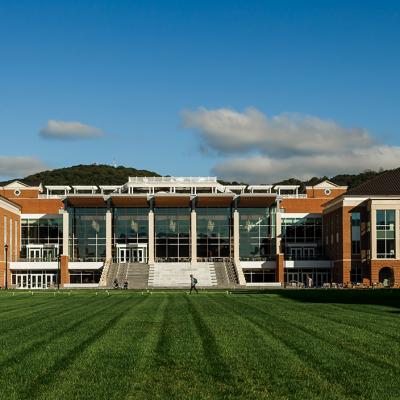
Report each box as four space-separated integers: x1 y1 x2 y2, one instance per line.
371 203 377 259
62 210 69 256
106 208 112 260
148 210 155 264
191 210 197 264
233 209 246 285
233 209 240 264
276 210 282 255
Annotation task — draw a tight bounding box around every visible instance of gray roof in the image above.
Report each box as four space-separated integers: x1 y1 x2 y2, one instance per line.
346 168 400 196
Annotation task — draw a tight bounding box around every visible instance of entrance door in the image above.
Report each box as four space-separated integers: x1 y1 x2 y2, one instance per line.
16 275 28 289
132 248 145 263
119 248 131 263
287 272 299 285
29 248 41 261
290 248 302 259
315 271 329 287
46 274 55 288
43 248 56 261
31 275 43 289
301 272 310 286
303 248 315 259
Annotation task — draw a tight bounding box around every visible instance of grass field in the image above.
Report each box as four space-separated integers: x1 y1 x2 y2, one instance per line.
0 289 399 400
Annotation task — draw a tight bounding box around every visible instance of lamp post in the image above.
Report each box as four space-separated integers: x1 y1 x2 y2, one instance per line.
4 244 8 290
57 253 61 290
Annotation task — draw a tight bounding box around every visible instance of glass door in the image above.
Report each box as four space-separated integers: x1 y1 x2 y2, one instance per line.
287 272 299 284
290 248 302 260
31 275 44 289
118 247 131 263
29 248 42 261
303 248 315 259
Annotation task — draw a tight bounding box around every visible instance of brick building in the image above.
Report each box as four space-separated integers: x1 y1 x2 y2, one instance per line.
0 171 398 289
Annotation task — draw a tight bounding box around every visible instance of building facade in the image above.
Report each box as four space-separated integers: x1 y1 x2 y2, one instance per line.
1 171 399 289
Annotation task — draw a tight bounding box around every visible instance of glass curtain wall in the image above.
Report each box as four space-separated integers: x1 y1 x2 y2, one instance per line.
376 210 395 258
112 207 148 257
239 207 276 260
197 207 231 260
281 217 322 259
155 208 190 261
69 208 107 261
20 217 63 259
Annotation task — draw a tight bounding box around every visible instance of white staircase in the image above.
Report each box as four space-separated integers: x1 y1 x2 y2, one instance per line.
148 262 217 288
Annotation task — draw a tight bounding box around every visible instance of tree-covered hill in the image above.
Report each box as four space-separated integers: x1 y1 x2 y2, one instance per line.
274 169 386 191
0 164 393 190
0 164 160 186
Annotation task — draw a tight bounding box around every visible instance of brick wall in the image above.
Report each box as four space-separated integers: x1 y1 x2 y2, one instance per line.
0 205 21 288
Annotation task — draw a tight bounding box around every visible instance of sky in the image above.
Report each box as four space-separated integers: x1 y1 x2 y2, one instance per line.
0 0 400 183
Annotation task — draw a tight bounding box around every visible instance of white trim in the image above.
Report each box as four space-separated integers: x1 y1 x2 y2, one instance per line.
285 260 332 269
0 198 21 214
281 213 322 218
10 262 58 270
241 261 276 269
68 262 104 270
21 213 61 219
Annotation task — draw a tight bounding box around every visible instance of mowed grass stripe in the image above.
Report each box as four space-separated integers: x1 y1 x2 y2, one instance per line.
229 295 400 399
0 296 102 340
0 295 62 318
0 297 134 400
202 294 345 400
0 297 111 359
35 295 154 400
0 291 399 399
18 296 136 400
245 295 400 366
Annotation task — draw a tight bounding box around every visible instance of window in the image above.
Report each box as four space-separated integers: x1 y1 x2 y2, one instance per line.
376 210 395 258
197 208 231 259
69 208 106 261
281 217 322 259
20 217 63 259
155 208 190 261
239 207 276 260
351 212 361 255
243 269 275 283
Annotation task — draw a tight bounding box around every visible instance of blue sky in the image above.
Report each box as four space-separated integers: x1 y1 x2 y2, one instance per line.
0 0 399 182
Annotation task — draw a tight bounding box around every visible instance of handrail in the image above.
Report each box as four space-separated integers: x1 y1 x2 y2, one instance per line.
98 259 111 287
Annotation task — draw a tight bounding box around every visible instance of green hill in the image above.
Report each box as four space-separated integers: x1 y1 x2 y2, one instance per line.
0 164 391 190
0 164 160 186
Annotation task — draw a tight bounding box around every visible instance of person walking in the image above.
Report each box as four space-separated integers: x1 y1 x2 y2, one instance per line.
190 274 198 294
307 275 313 288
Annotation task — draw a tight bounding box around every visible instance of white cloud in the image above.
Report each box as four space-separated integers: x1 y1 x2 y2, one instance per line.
182 107 373 157
40 120 105 140
182 107 400 182
0 156 48 179
212 146 400 183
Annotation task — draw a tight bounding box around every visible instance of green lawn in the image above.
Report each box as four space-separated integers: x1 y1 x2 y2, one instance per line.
0 290 399 400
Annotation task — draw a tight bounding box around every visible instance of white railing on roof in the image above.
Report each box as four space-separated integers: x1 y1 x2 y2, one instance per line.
128 176 217 184
278 194 307 199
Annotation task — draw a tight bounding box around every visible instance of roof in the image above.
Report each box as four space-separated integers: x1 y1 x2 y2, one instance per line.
346 168 400 196
2 180 30 189
305 180 347 190
0 195 21 211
